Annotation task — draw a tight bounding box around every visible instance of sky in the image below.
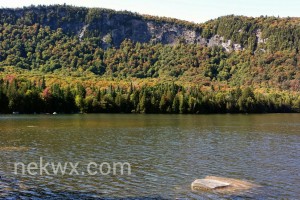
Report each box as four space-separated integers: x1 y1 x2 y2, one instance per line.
1 0 300 23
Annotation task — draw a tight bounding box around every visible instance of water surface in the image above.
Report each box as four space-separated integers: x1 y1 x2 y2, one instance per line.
0 114 299 199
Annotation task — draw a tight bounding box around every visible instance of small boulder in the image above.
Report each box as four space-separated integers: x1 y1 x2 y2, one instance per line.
192 179 230 190
192 176 260 194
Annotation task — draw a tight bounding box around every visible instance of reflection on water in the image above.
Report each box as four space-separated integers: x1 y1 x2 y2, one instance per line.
0 114 300 199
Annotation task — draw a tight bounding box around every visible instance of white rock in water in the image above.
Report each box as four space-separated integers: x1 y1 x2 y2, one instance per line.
191 176 260 194
192 179 230 190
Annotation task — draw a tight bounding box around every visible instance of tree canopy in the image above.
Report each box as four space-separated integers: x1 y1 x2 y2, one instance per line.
0 5 299 113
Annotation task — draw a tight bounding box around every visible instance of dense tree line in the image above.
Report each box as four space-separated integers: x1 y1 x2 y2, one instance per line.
0 78 299 114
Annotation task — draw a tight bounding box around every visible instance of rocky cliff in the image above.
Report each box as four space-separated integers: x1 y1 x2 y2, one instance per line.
0 5 299 53
0 5 244 50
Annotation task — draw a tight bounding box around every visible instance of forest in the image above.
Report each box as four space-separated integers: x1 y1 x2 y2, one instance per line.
0 5 299 113
0 77 299 114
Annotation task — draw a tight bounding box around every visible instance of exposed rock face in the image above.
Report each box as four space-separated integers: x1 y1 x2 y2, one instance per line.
208 35 244 51
78 24 89 41
256 29 268 44
85 13 150 46
208 35 222 47
84 13 205 47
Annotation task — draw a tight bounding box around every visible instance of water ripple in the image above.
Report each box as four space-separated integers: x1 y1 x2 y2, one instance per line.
0 114 300 199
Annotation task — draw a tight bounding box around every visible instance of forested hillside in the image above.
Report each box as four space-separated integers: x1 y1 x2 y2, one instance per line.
0 5 299 113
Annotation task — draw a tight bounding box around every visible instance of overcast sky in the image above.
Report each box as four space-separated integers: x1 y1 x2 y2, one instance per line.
1 0 299 23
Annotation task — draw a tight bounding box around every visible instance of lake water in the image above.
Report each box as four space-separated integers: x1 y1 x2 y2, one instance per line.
0 114 299 199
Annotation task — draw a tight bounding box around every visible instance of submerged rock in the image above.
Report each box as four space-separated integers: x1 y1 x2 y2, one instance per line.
191 176 260 194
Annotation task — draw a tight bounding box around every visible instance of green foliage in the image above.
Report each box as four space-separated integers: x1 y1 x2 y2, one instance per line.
203 15 300 53
0 5 300 114
1 22 299 91
0 78 298 114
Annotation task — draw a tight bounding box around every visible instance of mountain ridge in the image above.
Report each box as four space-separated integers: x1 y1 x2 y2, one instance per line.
1 5 300 52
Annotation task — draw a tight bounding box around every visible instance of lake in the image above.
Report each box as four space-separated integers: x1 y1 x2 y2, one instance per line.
0 114 299 199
